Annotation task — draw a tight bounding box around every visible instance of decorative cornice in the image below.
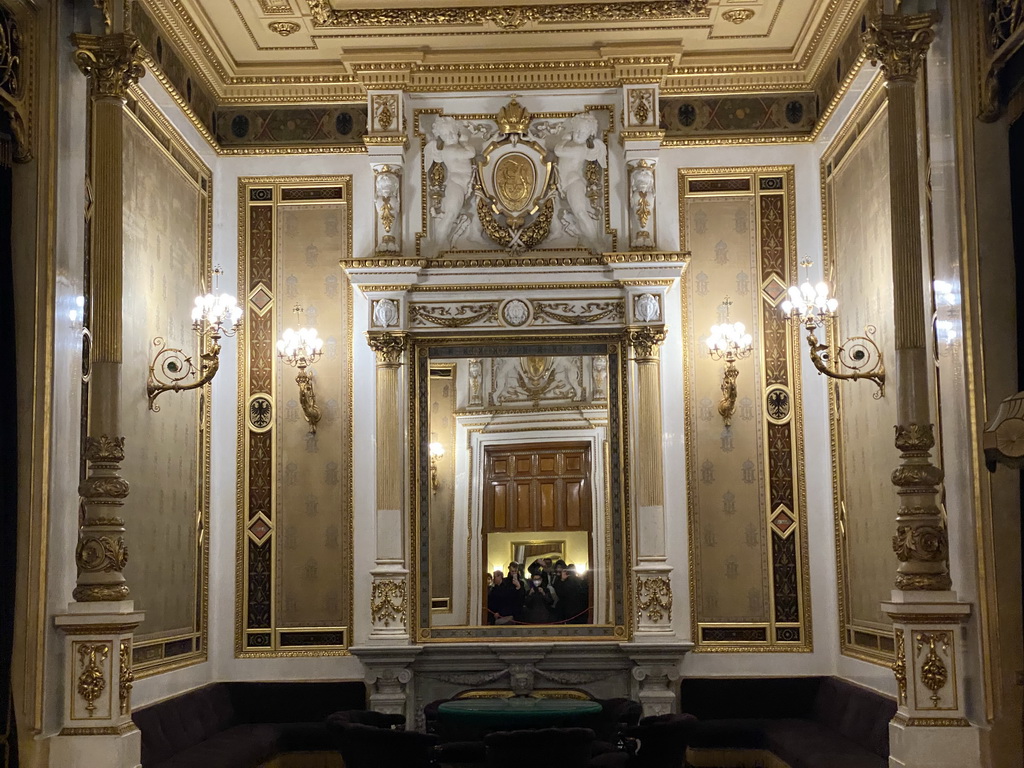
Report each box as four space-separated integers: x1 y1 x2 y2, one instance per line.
308 0 708 31
863 12 939 83
71 33 146 100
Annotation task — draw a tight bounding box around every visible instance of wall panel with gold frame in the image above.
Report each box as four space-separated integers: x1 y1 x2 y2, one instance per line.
821 83 900 664
118 89 211 677
237 176 353 656
680 167 811 652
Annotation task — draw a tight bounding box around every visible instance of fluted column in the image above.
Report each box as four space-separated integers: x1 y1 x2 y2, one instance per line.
366 332 411 643
51 30 144 768
866 12 980 766
626 324 674 641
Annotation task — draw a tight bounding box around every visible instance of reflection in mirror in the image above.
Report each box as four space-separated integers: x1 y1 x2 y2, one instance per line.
416 340 628 640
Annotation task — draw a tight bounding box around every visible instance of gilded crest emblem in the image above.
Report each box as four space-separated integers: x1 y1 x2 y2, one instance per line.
475 99 556 253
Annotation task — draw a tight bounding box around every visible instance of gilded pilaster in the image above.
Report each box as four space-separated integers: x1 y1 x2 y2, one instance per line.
70 32 144 603
620 85 663 251
366 330 411 642
626 323 673 637
866 12 981 766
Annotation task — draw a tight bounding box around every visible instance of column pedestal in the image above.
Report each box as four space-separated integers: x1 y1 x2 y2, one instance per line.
621 642 689 717
351 645 422 722
51 602 144 768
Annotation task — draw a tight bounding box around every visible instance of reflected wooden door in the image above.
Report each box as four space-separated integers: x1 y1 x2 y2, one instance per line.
483 442 593 535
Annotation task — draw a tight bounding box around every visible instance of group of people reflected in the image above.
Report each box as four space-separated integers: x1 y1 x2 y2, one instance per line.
486 558 591 626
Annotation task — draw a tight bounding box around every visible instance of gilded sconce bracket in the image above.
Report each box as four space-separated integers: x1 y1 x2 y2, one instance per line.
706 297 752 426
147 334 222 411
803 323 886 399
278 305 325 434
294 366 322 434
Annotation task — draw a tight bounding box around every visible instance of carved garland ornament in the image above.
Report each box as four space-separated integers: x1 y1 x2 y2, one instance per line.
119 640 133 715
370 579 407 627
409 303 499 328
916 632 950 707
71 33 146 101
636 576 673 623
892 629 907 705
77 643 110 715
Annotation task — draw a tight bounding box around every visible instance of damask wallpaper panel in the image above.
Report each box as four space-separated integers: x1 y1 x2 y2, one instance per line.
824 93 901 663
118 92 210 675
275 204 351 628
680 168 810 651
238 178 353 656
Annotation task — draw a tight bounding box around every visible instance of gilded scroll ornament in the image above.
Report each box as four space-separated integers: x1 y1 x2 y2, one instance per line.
892 524 947 563
915 632 950 706
367 332 407 366
76 535 129 573
626 327 665 361
629 89 653 126
373 165 401 253
532 300 625 325
636 577 673 623
862 13 938 83
370 579 407 627
119 640 133 715
77 644 110 715
308 0 708 30
892 630 907 705
71 33 146 101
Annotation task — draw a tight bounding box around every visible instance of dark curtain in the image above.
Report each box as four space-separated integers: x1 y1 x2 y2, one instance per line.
0 124 19 768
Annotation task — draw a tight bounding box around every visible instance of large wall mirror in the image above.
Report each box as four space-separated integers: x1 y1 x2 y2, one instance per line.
412 337 631 641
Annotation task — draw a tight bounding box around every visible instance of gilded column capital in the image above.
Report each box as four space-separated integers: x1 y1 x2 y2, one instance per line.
862 12 938 82
71 33 145 100
367 331 408 367
626 326 665 361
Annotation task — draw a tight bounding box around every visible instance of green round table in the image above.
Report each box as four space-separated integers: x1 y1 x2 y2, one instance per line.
437 698 603 741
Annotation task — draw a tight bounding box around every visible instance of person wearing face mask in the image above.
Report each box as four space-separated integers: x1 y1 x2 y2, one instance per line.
522 571 555 624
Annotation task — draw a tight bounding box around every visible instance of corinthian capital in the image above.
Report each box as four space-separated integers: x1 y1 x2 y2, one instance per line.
862 12 938 83
626 326 666 361
367 332 408 367
71 33 146 100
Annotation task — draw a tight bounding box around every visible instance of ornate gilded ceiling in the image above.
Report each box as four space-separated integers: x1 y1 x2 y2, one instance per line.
139 0 869 101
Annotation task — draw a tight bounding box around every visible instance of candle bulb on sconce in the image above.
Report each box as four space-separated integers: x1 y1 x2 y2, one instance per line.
148 265 242 411
781 258 886 397
706 297 753 427
278 305 325 434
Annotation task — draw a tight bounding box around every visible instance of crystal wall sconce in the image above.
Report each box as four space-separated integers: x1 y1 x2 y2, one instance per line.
148 267 242 411
706 297 753 427
781 259 886 398
429 442 445 493
277 305 324 434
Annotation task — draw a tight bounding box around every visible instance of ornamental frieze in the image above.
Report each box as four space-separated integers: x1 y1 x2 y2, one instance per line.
407 298 625 331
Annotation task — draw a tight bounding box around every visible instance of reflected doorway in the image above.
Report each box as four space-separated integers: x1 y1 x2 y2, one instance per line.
483 442 593 626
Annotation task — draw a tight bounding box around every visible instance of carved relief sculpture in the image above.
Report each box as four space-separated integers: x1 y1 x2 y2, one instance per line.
636 576 673 623
371 579 408 627
554 111 607 254
77 643 110 715
372 298 400 328
373 165 401 253
425 116 477 256
628 160 656 250
468 357 483 406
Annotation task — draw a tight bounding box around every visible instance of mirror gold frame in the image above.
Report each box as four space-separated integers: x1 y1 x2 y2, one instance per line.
410 334 633 642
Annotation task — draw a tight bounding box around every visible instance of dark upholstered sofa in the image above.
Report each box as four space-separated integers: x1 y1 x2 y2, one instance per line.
131 681 366 768
680 677 896 768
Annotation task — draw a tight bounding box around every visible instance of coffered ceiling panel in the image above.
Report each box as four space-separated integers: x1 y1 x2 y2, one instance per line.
141 0 867 98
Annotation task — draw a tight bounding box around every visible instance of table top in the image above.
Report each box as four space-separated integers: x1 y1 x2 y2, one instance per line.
438 698 602 716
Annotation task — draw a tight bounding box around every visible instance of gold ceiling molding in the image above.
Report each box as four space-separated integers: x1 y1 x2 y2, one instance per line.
140 0 870 100
308 0 708 30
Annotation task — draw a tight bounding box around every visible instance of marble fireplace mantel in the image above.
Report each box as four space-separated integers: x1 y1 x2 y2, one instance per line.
351 641 692 728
